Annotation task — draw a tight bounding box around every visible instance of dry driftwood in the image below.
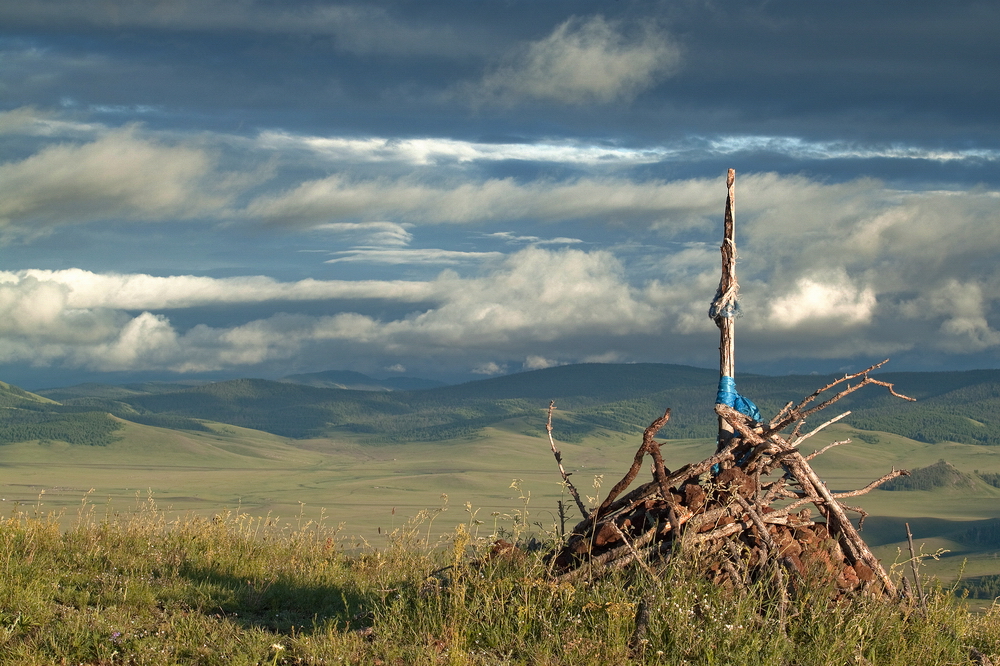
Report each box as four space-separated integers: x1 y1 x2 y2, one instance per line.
547 360 914 599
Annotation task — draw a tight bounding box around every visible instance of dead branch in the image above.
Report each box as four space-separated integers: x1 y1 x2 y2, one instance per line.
831 470 909 499
546 401 588 519
805 439 850 461
789 411 851 448
548 362 913 600
764 361 914 437
597 408 671 517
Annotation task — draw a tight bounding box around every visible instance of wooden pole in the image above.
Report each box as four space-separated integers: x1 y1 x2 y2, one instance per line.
716 169 737 445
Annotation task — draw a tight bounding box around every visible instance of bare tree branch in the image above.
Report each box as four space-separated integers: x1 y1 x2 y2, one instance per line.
546 401 588 519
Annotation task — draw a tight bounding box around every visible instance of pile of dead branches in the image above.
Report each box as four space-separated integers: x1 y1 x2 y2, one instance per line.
547 360 914 601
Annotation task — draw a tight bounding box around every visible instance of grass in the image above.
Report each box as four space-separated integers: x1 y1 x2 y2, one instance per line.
0 418 715 542
2 415 1000 582
0 496 998 665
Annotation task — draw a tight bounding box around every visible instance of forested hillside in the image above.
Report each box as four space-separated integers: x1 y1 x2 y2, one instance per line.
26 363 1000 446
0 381 124 446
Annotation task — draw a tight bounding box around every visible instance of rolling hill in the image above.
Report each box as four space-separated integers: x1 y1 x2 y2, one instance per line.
279 369 446 391
31 363 1000 446
0 380 125 446
5 364 1000 580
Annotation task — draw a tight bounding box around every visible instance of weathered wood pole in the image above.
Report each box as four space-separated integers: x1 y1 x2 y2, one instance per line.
715 169 737 445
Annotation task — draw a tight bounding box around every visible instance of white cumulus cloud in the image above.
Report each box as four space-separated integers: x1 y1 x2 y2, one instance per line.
474 15 680 105
765 273 877 330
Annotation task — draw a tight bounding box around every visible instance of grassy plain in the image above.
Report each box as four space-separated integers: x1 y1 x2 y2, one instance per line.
3 413 1000 662
1 417 704 542
2 413 1000 586
3 503 997 665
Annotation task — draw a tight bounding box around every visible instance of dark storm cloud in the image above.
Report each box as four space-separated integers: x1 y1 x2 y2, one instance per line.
2 0 995 148
649 0 1000 143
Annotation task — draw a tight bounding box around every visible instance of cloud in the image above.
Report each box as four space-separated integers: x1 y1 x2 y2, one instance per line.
8 112 993 246
83 312 181 372
732 175 1000 293
764 272 877 330
899 279 1000 353
246 174 720 227
524 355 559 370
0 274 123 345
2 269 441 310
256 130 675 166
582 351 625 364
472 362 506 375
373 247 661 350
473 15 680 105
0 248 662 373
2 172 1000 376
0 127 231 234
0 107 49 135
0 107 106 139
706 135 1000 163
258 129 1000 169
485 232 584 246
313 221 413 247
324 249 503 265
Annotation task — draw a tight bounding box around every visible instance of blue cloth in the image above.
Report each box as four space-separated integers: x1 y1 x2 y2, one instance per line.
708 295 741 319
715 376 761 422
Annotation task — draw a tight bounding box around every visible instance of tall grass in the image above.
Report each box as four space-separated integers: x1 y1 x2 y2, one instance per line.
0 494 997 665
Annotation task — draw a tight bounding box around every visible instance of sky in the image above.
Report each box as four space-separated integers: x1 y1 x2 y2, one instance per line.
1 0 999 389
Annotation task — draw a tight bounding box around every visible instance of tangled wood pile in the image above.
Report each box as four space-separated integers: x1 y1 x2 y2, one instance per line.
547 362 914 601
544 169 916 602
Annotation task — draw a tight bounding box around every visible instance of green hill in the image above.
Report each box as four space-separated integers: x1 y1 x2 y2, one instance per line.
0 381 125 446
881 459 976 491
22 363 1000 446
279 369 447 391
0 380 59 407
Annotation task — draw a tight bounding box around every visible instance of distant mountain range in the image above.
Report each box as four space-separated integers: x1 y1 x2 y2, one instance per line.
0 363 998 447
278 370 447 391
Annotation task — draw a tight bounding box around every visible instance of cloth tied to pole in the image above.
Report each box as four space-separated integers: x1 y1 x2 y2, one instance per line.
708 284 741 319
715 376 761 422
708 237 741 320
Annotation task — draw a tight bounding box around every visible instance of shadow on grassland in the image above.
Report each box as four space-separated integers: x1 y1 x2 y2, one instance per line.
176 563 372 634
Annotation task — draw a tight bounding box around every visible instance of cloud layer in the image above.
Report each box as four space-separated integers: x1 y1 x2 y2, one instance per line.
2 180 1000 377
1 111 998 379
1 0 998 385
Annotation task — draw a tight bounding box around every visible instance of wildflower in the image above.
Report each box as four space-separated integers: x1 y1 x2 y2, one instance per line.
271 643 285 651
